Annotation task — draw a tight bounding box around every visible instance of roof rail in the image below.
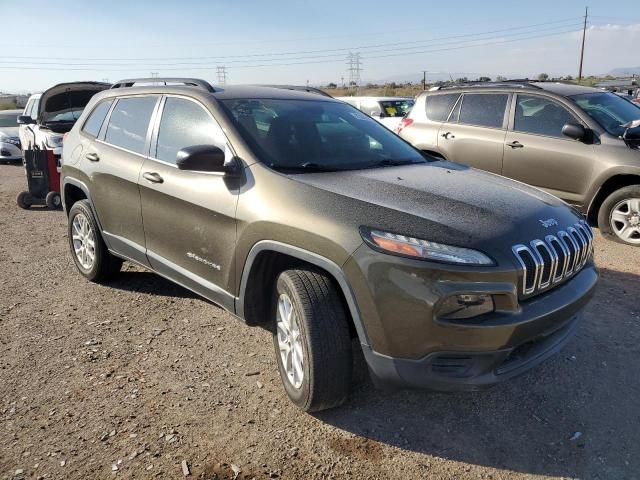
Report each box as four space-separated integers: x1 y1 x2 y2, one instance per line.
111 78 215 92
430 80 543 91
255 85 333 97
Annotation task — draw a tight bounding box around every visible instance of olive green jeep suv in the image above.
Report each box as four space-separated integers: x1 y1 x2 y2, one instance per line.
61 78 598 411
397 81 640 246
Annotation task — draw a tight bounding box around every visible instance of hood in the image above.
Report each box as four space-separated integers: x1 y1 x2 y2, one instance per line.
290 161 583 251
38 81 111 124
0 127 19 139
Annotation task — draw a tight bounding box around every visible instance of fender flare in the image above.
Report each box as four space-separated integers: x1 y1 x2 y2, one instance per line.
62 177 107 236
236 240 370 347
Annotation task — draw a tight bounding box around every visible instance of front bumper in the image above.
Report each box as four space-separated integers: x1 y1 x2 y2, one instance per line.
344 244 598 390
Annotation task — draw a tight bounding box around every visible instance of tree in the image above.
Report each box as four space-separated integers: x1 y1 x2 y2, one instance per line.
477 76 492 82
326 82 337 89
455 77 469 84
496 75 507 82
537 73 549 81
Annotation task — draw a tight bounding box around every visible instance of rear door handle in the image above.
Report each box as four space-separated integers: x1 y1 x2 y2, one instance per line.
441 131 455 139
85 152 100 162
506 141 524 149
143 172 164 184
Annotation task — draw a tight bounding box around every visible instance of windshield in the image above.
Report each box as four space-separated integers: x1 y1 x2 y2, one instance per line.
379 99 415 118
45 108 85 123
0 114 18 127
571 92 640 136
221 99 426 171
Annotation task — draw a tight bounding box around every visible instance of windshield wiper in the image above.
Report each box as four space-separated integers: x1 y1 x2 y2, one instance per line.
373 159 425 167
273 162 342 173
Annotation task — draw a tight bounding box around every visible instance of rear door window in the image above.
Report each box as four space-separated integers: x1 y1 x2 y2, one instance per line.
459 93 509 128
514 95 578 137
82 100 113 138
104 96 158 155
155 97 225 164
425 94 460 122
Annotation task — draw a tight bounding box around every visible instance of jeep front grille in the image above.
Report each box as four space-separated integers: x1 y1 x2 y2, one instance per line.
512 220 594 297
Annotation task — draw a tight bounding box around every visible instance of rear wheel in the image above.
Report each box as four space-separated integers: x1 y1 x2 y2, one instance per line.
272 269 352 412
16 191 31 209
68 200 122 281
598 185 640 246
45 191 62 210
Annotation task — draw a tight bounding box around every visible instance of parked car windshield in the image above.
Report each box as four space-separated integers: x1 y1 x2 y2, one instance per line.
221 98 426 172
379 99 415 117
0 114 18 127
571 92 640 136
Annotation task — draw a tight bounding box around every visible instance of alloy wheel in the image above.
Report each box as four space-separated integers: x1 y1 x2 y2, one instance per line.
71 213 96 269
276 293 304 389
610 198 640 245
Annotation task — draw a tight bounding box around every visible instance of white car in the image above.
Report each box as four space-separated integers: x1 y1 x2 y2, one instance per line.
336 96 415 131
18 82 111 163
0 109 22 163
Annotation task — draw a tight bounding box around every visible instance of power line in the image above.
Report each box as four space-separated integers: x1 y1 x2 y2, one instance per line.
0 28 583 72
0 17 584 63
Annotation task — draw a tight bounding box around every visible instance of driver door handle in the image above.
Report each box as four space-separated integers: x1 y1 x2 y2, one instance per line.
506 141 524 149
143 172 164 184
441 131 455 139
85 152 100 162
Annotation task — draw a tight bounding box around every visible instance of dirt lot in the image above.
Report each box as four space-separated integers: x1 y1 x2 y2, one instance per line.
0 163 639 480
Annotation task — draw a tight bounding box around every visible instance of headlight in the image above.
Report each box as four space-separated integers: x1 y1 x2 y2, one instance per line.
361 228 494 265
45 134 64 148
6 137 20 146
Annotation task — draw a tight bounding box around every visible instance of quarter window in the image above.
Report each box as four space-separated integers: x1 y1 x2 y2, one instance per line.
514 95 578 137
82 100 113 138
155 97 225 164
425 94 460 122
104 96 157 155
459 94 508 128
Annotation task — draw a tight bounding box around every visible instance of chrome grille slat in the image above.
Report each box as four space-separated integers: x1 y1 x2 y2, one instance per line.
512 221 593 297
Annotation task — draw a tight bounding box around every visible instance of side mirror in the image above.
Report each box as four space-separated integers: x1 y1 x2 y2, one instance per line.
562 123 586 141
176 145 229 173
17 115 35 125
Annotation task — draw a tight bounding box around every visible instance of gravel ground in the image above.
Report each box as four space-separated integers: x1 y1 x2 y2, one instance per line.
1 162 639 480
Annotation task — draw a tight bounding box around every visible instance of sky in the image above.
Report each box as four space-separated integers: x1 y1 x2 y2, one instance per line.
1 0 639 93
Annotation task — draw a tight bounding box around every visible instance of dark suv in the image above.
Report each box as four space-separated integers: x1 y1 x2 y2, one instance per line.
61 78 598 412
397 81 640 246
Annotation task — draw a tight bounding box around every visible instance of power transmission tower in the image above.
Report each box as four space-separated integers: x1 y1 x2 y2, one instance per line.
150 72 159 78
578 6 588 82
216 66 228 85
346 52 362 90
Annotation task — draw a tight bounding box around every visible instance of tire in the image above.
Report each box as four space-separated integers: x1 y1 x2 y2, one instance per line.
68 200 122 282
597 185 640 246
45 191 62 210
272 269 353 412
16 191 31 209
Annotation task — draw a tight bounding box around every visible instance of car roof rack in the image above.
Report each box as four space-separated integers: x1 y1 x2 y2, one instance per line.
429 79 543 91
111 77 216 92
255 85 333 97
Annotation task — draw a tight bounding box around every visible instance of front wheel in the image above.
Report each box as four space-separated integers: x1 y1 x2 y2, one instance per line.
598 185 640 246
272 269 353 412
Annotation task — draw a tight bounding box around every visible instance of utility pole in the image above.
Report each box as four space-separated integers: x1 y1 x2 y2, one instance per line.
150 72 159 78
216 66 228 85
422 70 427 90
341 76 344 88
346 52 363 90
578 6 588 82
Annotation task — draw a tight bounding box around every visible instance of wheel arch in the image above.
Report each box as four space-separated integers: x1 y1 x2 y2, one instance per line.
236 241 370 347
587 173 640 225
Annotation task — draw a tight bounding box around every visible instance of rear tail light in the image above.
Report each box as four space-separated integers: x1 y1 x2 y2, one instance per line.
395 117 413 134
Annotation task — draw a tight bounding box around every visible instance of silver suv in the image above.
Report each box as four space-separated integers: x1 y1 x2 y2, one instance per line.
397 81 640 246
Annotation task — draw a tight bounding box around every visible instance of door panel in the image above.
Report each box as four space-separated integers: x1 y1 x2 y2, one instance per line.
87 95 160 266
138 95 239 306
437 123 506 174
502 94 596 205
436 93 509 174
